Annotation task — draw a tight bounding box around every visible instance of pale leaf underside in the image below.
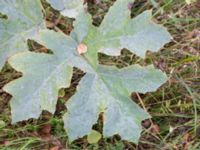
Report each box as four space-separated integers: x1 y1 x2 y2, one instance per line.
0 0 45 70
2 0 172 143
30 30 167 142
64 65 167 142
98 0 172 57
3 30 77 123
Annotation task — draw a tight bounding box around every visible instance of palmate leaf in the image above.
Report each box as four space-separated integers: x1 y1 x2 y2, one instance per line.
0 0 45 70
27 30 166 142
64 65 167 142
3 0 172 143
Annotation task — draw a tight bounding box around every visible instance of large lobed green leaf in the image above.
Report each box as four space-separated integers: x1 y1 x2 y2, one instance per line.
2 0 172 143
0 0 45 70
3 30 75 123
98 0 172 57
64 65 167 142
